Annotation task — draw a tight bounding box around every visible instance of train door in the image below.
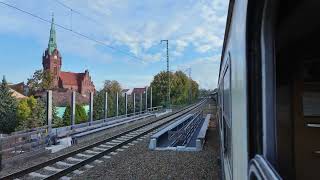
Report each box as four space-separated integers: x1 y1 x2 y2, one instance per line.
274 0 320 179
292 59 320 179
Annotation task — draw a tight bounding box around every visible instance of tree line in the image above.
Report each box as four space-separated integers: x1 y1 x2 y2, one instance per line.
0 70 200 134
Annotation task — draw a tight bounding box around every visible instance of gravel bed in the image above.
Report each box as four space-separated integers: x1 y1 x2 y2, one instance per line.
0 114 163 177
73 124 221 180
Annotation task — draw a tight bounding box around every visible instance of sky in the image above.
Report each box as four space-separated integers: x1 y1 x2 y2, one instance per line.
0 0 228 90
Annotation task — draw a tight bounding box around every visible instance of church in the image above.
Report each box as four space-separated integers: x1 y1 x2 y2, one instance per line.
42 15 95 95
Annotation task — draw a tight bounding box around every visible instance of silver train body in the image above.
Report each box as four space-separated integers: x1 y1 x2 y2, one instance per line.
218 0 320 179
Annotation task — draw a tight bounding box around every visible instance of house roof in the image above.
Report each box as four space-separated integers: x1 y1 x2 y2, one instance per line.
9 88 26 99
59 71 85 86
132 87 146 94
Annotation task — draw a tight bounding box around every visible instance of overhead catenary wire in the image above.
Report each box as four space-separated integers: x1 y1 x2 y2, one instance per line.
52 0 101 25
0 1 145 63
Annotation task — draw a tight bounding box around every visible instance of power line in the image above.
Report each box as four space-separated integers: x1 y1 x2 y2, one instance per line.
52 0 101 25
0 1 145 63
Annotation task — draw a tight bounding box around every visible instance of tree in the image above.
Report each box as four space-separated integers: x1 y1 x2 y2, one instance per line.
150 71 199 107
63 104 88 126
16 96 46 130
93 80 128 120
52 104 64 128
150 71 172 107
27 69 53 95
0 76 18 134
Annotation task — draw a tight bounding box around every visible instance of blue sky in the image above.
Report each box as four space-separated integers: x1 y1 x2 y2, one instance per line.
0 0 228 90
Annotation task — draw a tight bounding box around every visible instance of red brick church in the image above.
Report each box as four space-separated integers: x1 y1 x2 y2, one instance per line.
42 15 95 95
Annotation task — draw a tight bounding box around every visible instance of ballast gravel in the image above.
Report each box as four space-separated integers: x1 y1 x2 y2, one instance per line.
73 126 221 180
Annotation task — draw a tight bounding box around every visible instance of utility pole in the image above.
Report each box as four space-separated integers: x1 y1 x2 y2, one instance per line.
186 68 192 104
161 40 170 109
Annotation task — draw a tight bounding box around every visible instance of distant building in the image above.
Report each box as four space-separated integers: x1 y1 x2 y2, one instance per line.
131 87 147 95
9 88 27 99
42 15 95 96
8 82 29 95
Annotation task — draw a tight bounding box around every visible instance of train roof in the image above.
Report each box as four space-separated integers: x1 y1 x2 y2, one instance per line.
218 0 235 83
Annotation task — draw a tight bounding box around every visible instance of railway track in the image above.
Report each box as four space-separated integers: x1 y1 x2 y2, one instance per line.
1 100 207 180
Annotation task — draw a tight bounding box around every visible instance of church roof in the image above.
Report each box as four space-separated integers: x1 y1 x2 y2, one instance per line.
59 71 85 86
48 13 57 55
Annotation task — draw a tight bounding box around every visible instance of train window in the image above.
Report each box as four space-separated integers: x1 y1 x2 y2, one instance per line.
303 61 320 117
222 58 232 173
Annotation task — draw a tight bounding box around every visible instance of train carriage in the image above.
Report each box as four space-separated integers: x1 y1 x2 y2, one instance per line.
218 0 320 179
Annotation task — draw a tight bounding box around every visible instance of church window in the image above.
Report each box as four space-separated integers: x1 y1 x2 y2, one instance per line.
54 67 57 75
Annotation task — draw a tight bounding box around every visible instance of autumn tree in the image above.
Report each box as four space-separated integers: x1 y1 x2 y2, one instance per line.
16 96 46 130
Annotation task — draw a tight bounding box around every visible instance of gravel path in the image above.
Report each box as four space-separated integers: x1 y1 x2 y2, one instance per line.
73 121 221 180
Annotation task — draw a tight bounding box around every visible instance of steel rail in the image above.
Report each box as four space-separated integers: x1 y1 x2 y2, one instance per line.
1 100 206 180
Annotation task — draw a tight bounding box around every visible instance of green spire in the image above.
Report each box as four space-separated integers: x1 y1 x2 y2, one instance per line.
48 13 57 55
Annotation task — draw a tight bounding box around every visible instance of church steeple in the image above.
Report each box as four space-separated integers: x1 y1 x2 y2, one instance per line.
48 13 57 55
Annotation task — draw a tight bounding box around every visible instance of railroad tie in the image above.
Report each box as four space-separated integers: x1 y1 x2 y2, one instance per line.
85 150 100 154
84 164 94 169
103 155 111 159
29 172 48 178
93 147 108 151
106 142 118 145
44 166 64 172
110 152 118 155
112 139 123 143
67 157 83 162
116 148 125 152
100 144 113 148
94 160 103 163
56 161 75 167
77 153 93 158
60 176 71 180
72 170 84 175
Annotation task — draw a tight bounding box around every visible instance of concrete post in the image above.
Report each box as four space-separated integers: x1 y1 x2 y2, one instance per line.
71 91 76 128
133 93 136 115
125 93 128 117
150 87 153 111
145 87 148 112
46 90 52 134
104 92 108 120
116 92 119 117
89 92 93 125
140 93 142 113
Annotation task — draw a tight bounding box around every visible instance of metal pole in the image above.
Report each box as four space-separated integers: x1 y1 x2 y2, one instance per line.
145 87 148 112
150 87 153 111
71 91 76 128
46 90 52 134
125 93 128 117
140 93 142 114
133 93 136 115
104 92 108 120
116 92 119 117
161 40 170 108
89 92 93 124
